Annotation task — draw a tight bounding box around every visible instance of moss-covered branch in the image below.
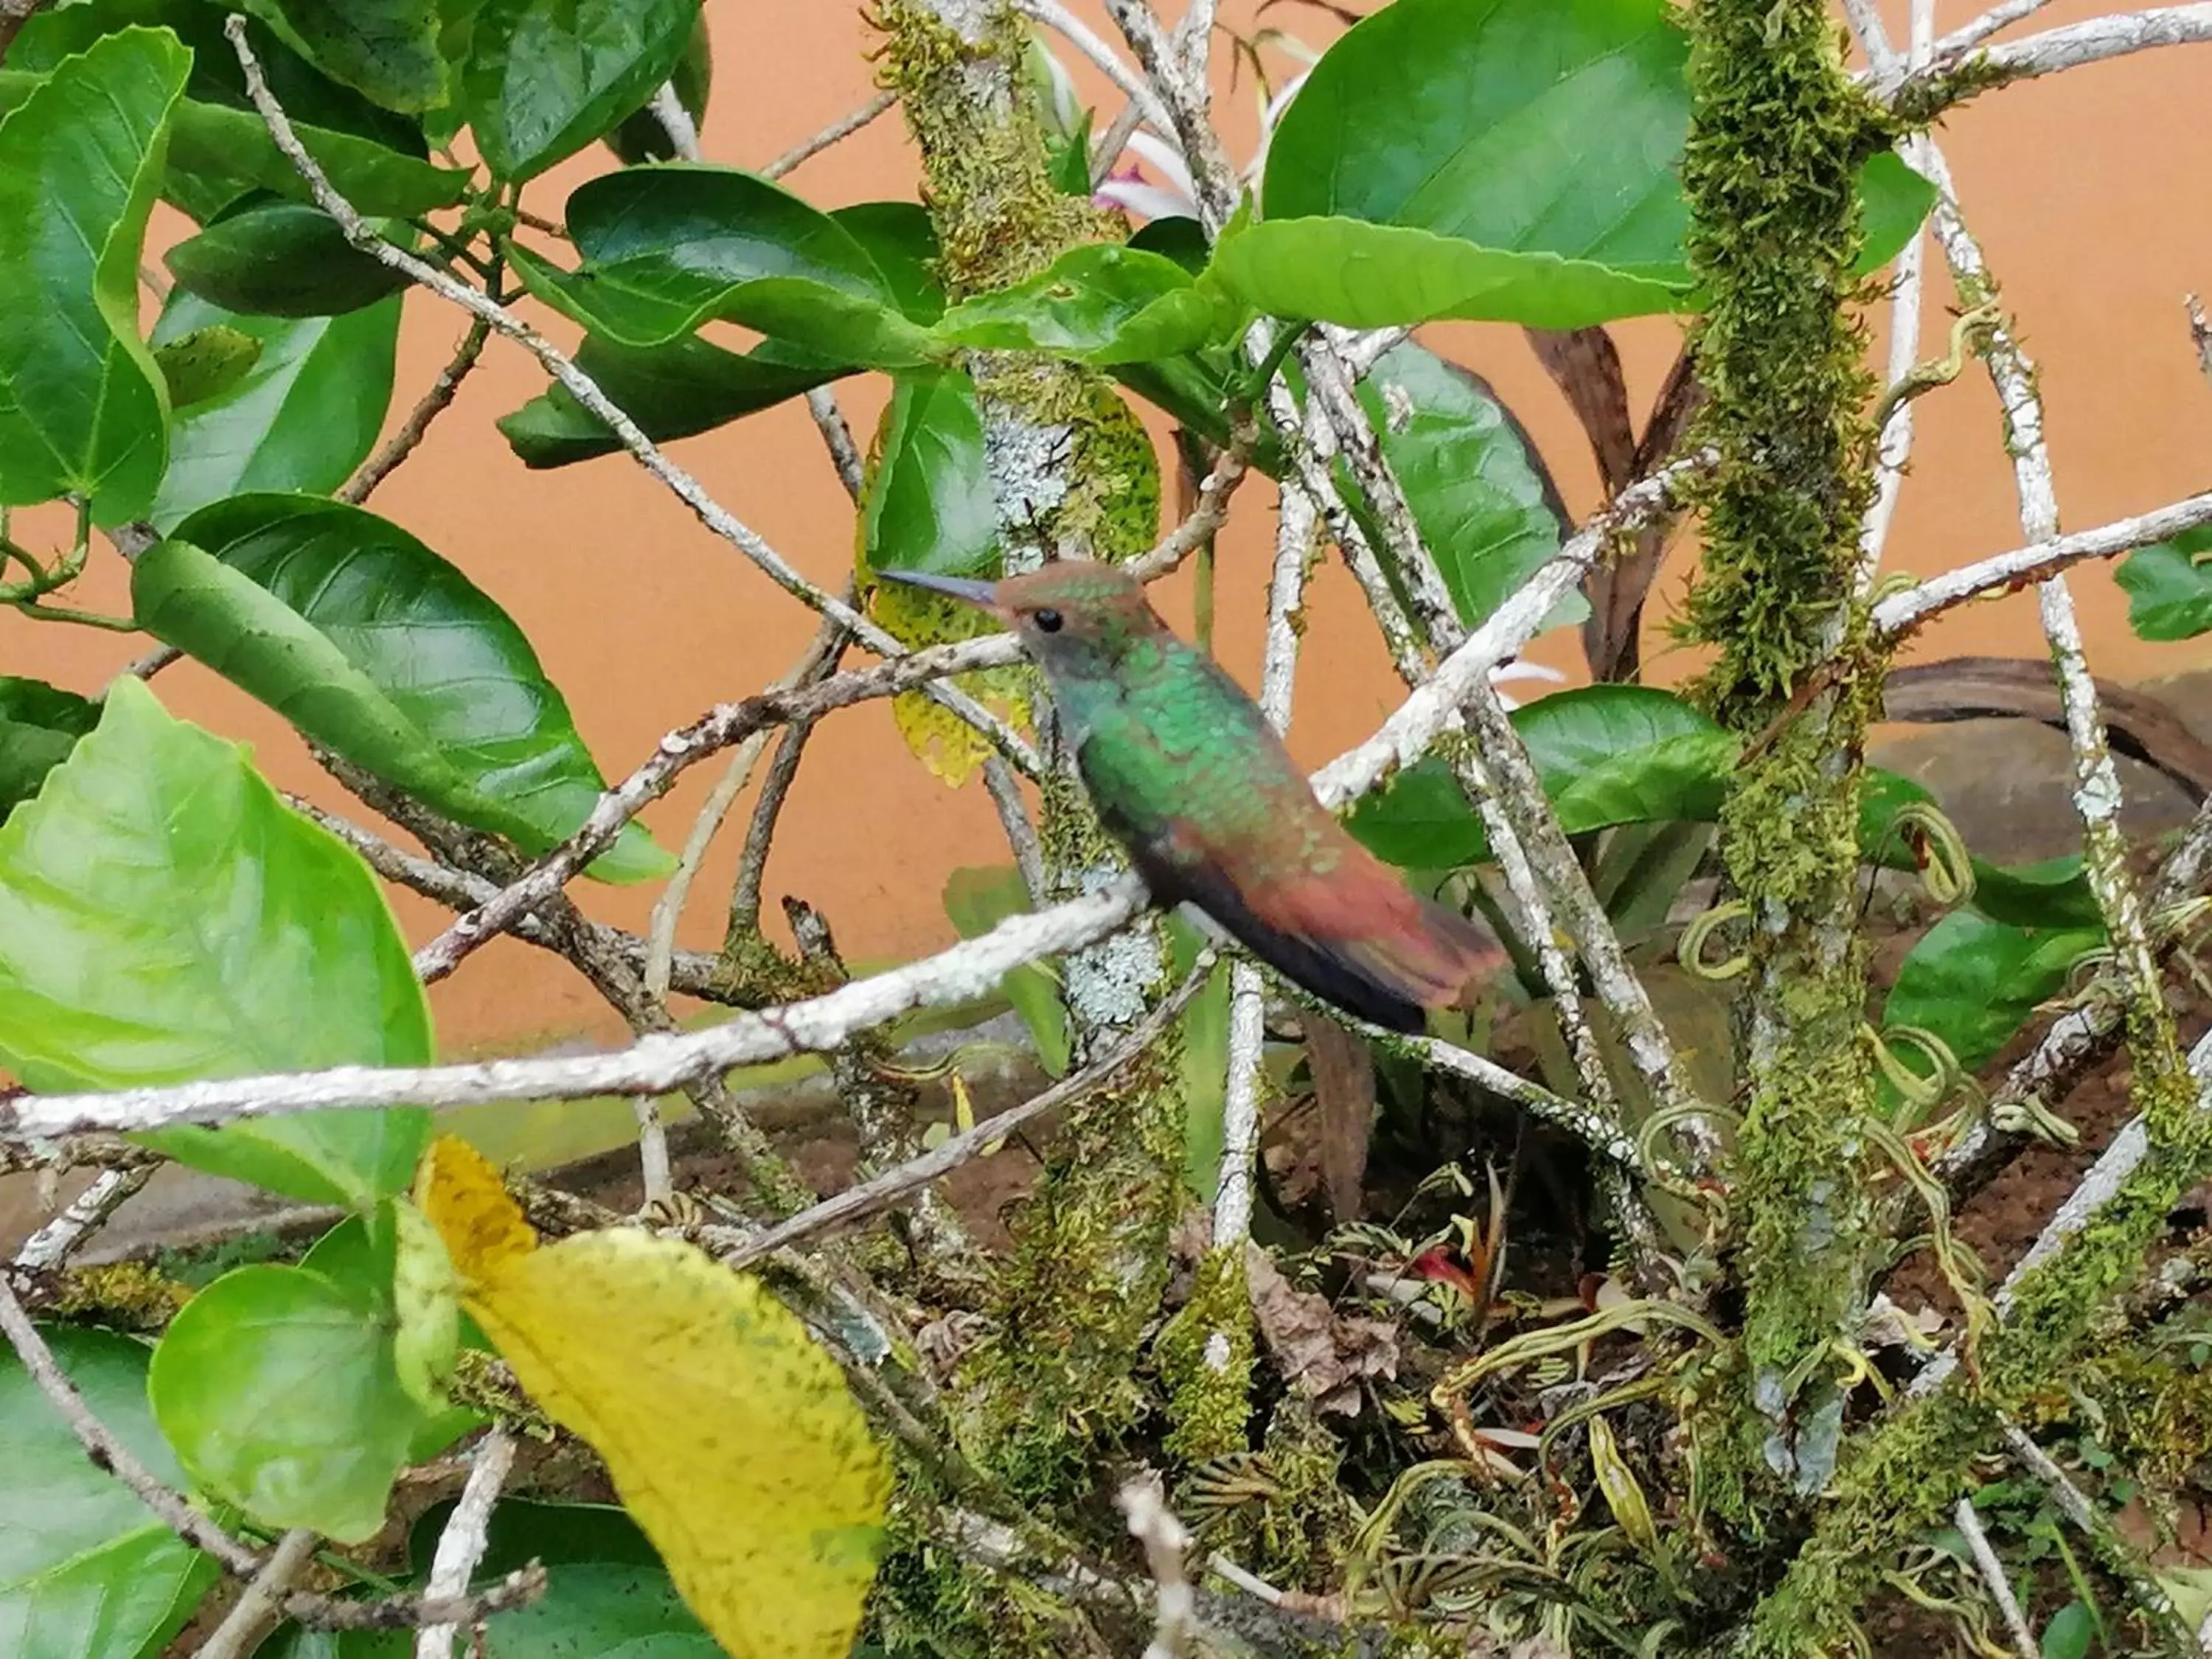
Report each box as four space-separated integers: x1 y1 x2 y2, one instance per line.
1677 0 1888 1516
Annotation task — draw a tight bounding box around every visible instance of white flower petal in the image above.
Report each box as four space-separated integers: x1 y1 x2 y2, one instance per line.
1094 176 1197 224
1124 129 1198 204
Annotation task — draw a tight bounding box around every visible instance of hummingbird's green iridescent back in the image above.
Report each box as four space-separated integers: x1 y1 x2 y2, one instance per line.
882 560 1501 1030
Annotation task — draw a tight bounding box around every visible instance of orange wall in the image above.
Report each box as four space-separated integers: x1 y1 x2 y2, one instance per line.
5 0 2210 1054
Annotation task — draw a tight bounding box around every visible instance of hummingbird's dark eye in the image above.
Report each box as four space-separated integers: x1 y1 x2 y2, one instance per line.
1032 608 1064 633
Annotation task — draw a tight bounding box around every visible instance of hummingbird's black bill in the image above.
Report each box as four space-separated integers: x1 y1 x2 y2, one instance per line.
875 568 999 608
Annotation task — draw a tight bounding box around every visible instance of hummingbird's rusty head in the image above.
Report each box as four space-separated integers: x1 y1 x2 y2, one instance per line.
876 561 1169 674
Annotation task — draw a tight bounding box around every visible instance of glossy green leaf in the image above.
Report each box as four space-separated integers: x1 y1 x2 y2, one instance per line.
863 368 997 581
499 201 945 467
1882 911 2103 1076
1344 758 1485 869
1211 217 1686 331
136 501 673 882
258 0 446 113
4 3 463 217
934 243 1228 364
152 324 264 408
463 0 700 181
149 289 400 529
0 677 432 1207
1220 0 1935 328
2116 524 2212 641
605 9 710 164
0 1328 217 1659
1353 343 1579 630
509 165 935 363
498 333 838 468
0 678 99 819
0 29 186 524
165 198 412 317
148 1262 427 1543
942 866 1071 1077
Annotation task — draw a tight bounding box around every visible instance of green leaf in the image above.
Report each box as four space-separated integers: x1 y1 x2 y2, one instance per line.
1352 344 1579 631
1882 911 2103 1076
462 0 700 181
149 289 400 530
302 1213 487 1461
136 501 672 882
2039 1601 2095 1659
498 333 838 468
1219 0 1933 329
933 243 1228 365
153 324 265 408
605 9 709 164
0 679 431 1206
1349 688 1730 867
863 369 997 580
508 165 936 363
2116 524 2212 641
0 28 187 524
833 201 947 325
258 0 447 113
164 198 413 317
1964 855 2105 933
148 1262 427 1543
4 3 462 217
942 866 1071 1077
0 678 99 819
1211 217 1686 331
0 1327 217 1659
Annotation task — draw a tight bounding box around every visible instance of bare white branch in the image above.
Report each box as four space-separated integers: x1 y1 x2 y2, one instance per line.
1869 487 2212 638
1953 1497 2039 1659
416 1430 517 1659
1874 4 2212 108
201 1530 321 1659
1016 0 1180 142
13 1164 150 1269
647 81 702 162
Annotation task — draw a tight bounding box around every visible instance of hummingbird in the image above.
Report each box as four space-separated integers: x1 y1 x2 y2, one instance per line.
878 561 1503 1032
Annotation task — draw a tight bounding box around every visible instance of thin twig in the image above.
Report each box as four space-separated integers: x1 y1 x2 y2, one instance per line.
339 317 490 506
1953 1497 2039 1659
221 15 1037 782
2189 293 2212 392
1015 0 1180 144
804 386 867 501
13 1164 152 1269
981 756 1047 903
201 1529 319 1659
1868 488 2212 638
1873 4 2212 111
416 1429 517 1659
761 88 897 179
1216 482 1313 1249
1935 0 2059 55
1125 436 1253 582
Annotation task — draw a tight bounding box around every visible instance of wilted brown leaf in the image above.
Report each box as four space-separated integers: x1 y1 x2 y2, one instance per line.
1246 1245 1397 1416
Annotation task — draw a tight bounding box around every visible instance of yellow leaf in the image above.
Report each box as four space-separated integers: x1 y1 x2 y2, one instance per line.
417 1137 891 1659
872 581 1032 787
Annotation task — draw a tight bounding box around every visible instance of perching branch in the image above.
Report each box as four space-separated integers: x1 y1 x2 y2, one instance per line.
415 1430 517 1659
1873 4 2212 115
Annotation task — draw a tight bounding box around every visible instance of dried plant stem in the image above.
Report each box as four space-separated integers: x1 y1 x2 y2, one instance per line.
13 1164 151 1268
340 317 490 507
1120 1473 1197 1659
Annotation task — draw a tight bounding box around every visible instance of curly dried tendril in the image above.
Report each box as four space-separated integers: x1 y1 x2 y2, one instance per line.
1862 1023 1963 1122
1680 900 1752 981
1885 801 1975 907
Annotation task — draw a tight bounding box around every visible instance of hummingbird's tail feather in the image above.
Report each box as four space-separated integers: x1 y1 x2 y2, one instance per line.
1161 855 1503 1034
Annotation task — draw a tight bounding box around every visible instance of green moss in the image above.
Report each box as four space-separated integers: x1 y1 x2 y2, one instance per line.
49 1260 191 1331
964 1042 1185 1502
1158 1244 1254 1462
